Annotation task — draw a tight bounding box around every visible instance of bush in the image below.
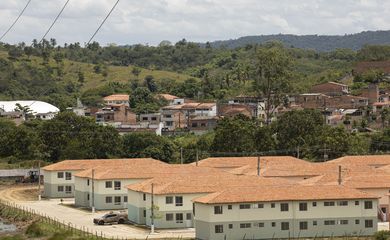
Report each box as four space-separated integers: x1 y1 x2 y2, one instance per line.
25 221 46 237
375 230 390 240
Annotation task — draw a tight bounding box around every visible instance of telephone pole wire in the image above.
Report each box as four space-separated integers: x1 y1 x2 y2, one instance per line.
0 0 32 42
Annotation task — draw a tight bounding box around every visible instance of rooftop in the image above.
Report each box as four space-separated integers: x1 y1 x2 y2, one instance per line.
103 94 129 101
0 101 59 114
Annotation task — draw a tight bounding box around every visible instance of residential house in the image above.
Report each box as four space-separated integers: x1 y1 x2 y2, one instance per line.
95 105 136 126
295 94 368 109
0 100 59 120
193 185 378 240
361 84 379 104
228 95 266 119
103 94 130 106
218 104 253 118
156 94 185 105
310 82 349 96
188 116 219 135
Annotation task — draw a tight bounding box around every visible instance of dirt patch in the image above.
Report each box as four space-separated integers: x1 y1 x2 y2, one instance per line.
0 184 40 202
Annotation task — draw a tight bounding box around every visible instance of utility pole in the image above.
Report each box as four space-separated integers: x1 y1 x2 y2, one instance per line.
38 160 41 201
151 183 155 234
296 145 300 159
92 169 95 213
257 156 261 176
196 149 199 166
180 147 183 164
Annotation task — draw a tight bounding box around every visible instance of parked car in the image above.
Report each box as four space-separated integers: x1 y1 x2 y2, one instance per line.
93 211 128 225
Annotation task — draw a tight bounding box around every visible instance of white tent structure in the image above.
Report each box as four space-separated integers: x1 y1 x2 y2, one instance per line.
0 101 60 120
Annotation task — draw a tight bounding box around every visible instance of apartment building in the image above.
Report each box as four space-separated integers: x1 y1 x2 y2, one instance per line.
193 185 378 240
42 158 165 198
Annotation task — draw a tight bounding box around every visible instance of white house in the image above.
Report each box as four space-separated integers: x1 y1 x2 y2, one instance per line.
0 100 59 120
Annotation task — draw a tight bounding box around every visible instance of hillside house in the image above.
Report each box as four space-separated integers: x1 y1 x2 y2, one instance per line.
156 94 185 105
310 82 349 96
103 94 130 106
0 100 59 121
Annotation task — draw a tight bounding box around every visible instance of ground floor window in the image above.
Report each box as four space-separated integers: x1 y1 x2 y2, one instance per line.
105 196 112 203
365 220 373 228
124 196 128 203
114 196 121 205
240 223 251 229
186 213 191 220
57 186 64 192
65 186 72 194
166 213 173 221
281 222 289 230
176 213 183 223
339 220 348 225
215 225 223 233
299 221 308 230
324 220 336 225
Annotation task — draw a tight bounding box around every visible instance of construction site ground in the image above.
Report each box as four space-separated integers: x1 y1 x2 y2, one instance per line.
0 184 194 239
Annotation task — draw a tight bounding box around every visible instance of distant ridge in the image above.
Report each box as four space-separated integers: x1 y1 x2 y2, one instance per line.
204 30 390 52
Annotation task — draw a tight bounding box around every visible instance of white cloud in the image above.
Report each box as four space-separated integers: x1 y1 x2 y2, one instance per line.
0 0 389 45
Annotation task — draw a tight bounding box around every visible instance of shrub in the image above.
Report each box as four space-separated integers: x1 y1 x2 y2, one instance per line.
375 230 390 240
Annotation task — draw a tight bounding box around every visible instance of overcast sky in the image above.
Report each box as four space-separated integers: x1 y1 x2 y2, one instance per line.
0 0 389 46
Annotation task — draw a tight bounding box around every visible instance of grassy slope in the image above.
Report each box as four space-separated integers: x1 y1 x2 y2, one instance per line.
0 51 194 92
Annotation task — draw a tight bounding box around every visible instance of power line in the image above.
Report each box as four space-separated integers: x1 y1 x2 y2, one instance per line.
37 0 70 45
0 0 32 42
87 0 120 45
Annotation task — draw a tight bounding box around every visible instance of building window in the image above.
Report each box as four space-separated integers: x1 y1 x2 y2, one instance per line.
105 196 112 203
280 203 289 212
271 222 276 227
65 186 72 194
176 213 183 223
228 205 232 210
114 181 121 190
257 203 264 208
166 213 173 221
365 220 373 228
214 206 223 214
57 186 64 192
271 203 275 208
143 210 146 218
87 179 90 186
338 201 348 206
57 172 64 178
299 202 308 211
239 204 251 209
87 194 90 201
114 196 121 205
281 222 289 230
355 201 360 205
166 196 173 204
175 196 183 206
312 202 317 207
228 224 233 229
313 221 317 226
339 220 348 225
364 201 373 209
355 219 360 224
255 222 264 228
105 181 112 188
215 225 223 233
240 223 251 229
65 172 72 180
299 221 308 230
324 220 336 225
142 117 148 121
324 201 335 207
124 196 128 203
151 117 157 121
143 194 146 201
186 213 191 220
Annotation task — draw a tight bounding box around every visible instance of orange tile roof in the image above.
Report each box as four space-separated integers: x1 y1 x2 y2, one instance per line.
324 155 390 167
42 158 166 172
103 94 129 101
156 94 179 101
193 185 378 204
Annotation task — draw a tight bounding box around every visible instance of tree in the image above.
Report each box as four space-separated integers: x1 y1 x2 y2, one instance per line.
253 46 292 124
144 75 157 92
131 67 141 79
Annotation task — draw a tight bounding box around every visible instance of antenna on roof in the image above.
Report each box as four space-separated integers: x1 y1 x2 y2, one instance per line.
257 156 261 176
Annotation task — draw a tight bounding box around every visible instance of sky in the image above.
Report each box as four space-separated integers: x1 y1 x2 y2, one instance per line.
0 0 389 46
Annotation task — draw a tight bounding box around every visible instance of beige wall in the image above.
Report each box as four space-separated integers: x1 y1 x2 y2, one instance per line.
43 170 76 185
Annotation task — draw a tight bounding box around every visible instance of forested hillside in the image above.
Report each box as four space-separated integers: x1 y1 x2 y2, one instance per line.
205 30 390 51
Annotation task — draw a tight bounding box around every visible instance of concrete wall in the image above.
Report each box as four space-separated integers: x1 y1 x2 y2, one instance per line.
194 199 378 240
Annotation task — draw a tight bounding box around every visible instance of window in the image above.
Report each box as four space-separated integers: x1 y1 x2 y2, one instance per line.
87 179 90 186
143 210 146 217
65 186 72 194
257 203 264 208
355 201 360 205
142 117 148 121
105 196 112 203
299 202 307 211
271 203 275 208
175 196 183 206
239 204 251 209
214 206 223 214
105 181 112 188
339 220 348 225
186 213 191 220
280 203 289 212
124 196 128 203
324 220 336 225
313 221 317 226
65 172 72 180
114 196 121 205
166 196 173 204
281 222 289 230
151 117 157 121
255 222 264 227
324 201 335 206
240 223 251 229
312 202 317 207
215 225 223 233
299 221 308 230
271 222 276 227
364 201 373 209
338 201 348 206
57 172 64 178
166 213 173 221
114 181 121 190
176 213 183 223
228 224 233 229
355 219 360 224
143 194 146 201
87 194 90 201
228 205 232 210
57 186 64 192
365 220 373 228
